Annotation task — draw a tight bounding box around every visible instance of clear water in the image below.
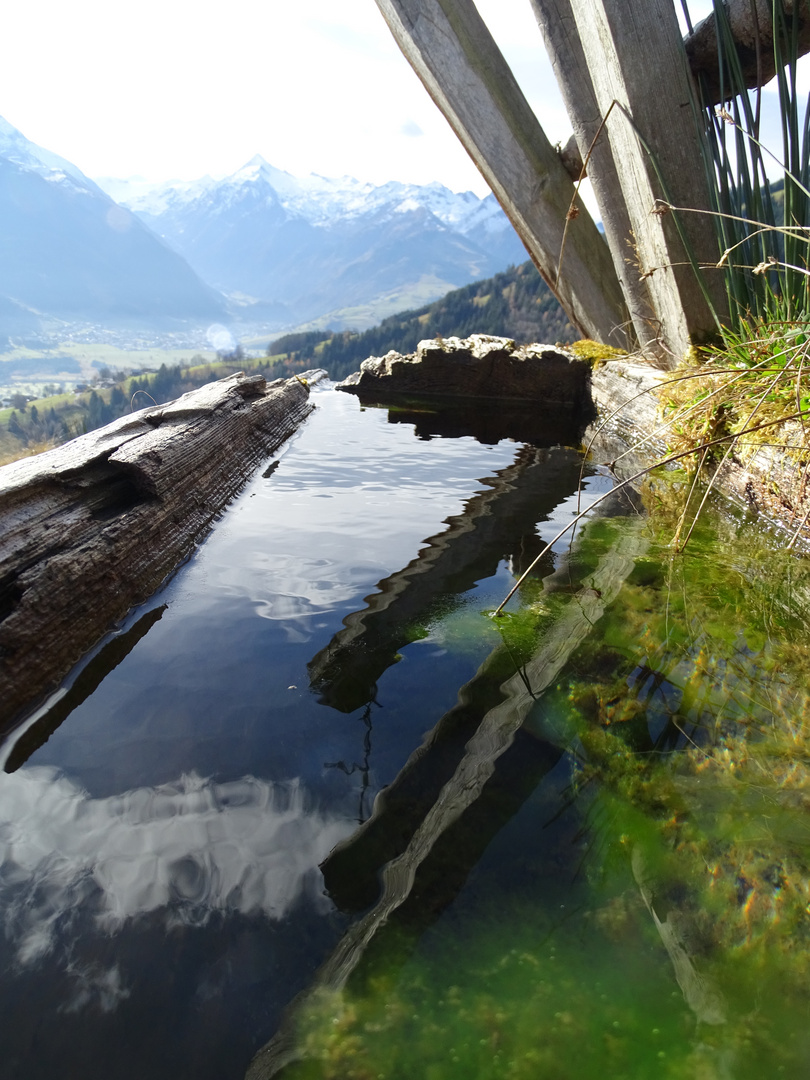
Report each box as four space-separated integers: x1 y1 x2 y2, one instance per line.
5 385 810 1080
0 386 612 1079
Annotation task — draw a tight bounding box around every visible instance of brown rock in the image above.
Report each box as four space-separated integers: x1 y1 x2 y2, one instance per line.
336 334 591 408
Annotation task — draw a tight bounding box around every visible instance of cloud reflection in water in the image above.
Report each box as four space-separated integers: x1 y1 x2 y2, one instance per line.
0 767 351 967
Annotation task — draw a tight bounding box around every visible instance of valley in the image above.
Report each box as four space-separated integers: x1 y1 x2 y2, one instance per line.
0 115 533 355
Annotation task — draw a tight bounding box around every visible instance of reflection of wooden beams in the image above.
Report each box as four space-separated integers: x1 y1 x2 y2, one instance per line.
322 511 647 912
632 847 727 1027
308 446 588 713
247 518 648 1080
2 604 166 773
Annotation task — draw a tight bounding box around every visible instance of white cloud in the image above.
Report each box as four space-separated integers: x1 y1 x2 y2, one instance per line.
0 0 576 196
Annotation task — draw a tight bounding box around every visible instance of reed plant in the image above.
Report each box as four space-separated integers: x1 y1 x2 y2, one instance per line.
495 7 810 610
690 0 810 325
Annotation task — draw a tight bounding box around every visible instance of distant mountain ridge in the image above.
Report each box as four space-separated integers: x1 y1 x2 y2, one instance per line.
103 157 529 328
0 116 99 192
0 118 226 344
0 118 530 347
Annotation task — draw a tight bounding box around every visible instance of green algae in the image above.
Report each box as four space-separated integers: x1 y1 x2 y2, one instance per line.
281 496 810 1080
568 339 629 365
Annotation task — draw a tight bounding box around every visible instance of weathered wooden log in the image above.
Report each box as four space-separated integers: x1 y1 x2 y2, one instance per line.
373 0 632 349
0 372 315 734
685 0 810 104
531 0 728 367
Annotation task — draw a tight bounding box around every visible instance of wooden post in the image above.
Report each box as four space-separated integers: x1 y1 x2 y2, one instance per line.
374 0 633 348
531 0 728 366
528 0 666 361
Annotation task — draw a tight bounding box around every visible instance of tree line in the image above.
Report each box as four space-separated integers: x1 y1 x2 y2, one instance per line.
266 260 574 380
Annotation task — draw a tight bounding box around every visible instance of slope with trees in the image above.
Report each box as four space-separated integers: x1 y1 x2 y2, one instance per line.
267 260 574 381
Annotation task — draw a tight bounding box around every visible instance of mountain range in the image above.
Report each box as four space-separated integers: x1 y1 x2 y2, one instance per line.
101 157 528 329
0 118 225 345
0 117 529 345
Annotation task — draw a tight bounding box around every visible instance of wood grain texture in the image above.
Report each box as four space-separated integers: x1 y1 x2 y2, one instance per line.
685 0 810 103
534 0 727 366
529 0 664 361
374 0 632 348
0 373 314 733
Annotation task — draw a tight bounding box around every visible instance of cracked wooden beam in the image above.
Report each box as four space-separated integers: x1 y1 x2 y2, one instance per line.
531 0 728 365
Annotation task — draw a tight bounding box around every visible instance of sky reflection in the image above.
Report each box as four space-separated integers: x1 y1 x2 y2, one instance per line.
0 767 351 968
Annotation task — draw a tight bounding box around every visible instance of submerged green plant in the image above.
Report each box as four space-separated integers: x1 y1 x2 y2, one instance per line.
282 507 810 1080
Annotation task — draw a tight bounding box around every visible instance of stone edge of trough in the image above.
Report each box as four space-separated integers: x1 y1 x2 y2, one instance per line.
339 333 810 546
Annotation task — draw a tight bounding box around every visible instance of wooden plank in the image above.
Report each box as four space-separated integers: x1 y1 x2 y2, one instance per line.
0 373 316 734
529 0 671 362
373 0 632 348
531 0 728 365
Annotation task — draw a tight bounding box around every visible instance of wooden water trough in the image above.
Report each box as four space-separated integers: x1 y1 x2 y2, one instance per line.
0 372 318 735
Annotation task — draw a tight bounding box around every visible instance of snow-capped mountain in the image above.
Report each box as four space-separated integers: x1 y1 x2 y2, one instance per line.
109 156 506 232
0 116 99 193
101 157 528 327
0 117 225 342
0 114 528 346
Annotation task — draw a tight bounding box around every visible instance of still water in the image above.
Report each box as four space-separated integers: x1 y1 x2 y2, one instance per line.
2 385 809 1080
0 386 608 1078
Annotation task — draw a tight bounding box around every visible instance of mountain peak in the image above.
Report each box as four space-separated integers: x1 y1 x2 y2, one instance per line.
244 153 271 170
0 114 98 192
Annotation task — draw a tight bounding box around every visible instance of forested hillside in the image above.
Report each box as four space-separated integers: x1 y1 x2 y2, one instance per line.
1 261 576 465
267 261 575 381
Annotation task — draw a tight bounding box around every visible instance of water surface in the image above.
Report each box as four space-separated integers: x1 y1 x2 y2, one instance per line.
0 387 608 1079
6 385 807 1080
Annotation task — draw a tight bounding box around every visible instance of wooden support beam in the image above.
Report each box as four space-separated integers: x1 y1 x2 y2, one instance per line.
373 0 632 348
529 0 668 361
531 0 728 366
686 0 810 104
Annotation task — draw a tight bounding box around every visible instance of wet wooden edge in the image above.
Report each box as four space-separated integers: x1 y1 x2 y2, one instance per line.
0 371 320 735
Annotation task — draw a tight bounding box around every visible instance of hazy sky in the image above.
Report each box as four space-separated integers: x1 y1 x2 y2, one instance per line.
0 0 750 195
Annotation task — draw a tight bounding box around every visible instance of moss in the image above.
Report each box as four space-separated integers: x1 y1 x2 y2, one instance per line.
283 501 810 1080
567 339 629 365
